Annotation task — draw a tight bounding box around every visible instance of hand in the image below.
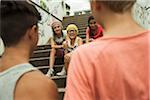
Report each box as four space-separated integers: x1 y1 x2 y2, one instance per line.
64 53 72 62
63 41 68 49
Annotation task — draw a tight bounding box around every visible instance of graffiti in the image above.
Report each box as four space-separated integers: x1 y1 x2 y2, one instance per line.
133 2 150 29
51 3 61 15
33 0 64 45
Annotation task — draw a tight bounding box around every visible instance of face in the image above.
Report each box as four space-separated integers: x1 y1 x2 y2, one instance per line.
89 19 97 30
52 24 62 35
67 29 77 40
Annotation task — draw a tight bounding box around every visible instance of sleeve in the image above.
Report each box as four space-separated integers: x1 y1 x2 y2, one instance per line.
64 49 94 100
94 24 103 39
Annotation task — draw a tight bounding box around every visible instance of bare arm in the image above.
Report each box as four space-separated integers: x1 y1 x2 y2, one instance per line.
63 41 68 55
15 71 59 100
78 37 83 46
85 28 90 43
86 34 89 43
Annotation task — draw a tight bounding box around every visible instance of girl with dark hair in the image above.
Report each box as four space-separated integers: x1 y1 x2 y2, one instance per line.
85 16 103 43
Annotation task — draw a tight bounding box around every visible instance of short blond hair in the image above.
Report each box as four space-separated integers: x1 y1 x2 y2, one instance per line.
101 1 136 13
66 24 78 34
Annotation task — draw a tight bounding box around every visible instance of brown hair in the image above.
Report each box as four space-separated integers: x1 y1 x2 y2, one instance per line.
1 0 41 47
101 1 136 13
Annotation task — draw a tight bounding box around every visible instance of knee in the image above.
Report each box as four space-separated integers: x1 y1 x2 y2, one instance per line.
50 48 56 55
64 54 71 63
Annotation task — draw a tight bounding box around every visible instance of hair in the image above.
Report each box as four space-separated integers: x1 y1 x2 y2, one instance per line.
66 24 78 34
87 16 95 35
51 21 64 39
101 1 136 13
88 16 95 25
1 0 41 47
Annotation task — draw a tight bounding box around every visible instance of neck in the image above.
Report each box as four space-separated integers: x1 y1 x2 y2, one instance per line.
91 26 98 32
56 32 62 38
70 38 76 46
0 47 30 72
101 11 145 36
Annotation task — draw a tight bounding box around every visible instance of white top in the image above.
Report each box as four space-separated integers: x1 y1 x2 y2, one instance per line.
0 63 37 100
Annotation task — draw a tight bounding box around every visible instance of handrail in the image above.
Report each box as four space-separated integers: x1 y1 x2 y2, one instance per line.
28 0 62 22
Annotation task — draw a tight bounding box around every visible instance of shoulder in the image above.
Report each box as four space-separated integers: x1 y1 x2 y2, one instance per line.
97 24 103 31
97 24 102 28
15 71 58 100
50 37 55 41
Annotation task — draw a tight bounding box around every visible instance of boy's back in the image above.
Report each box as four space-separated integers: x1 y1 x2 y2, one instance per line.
65 1 149 100
65 30 149 100
0 63 58 100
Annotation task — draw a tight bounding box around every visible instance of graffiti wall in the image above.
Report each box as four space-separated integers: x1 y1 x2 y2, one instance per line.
33 0 66 45
0 37 4 55
133 0 150 29
0 0 66 55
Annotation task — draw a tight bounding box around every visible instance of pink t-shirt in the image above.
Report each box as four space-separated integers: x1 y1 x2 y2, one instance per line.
64 31 150 100
86 24 103 39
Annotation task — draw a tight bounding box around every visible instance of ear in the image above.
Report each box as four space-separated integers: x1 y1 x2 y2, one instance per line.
28 25 38 40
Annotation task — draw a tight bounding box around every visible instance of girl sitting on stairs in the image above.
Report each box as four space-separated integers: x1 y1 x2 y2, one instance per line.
86 16 103 43
56 24 83 76
46 21 67 77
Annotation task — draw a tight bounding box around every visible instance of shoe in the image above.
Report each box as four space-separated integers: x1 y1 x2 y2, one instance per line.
56 67 66 76
46 68 54 77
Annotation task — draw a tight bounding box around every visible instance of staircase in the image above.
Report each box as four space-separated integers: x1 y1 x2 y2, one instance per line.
29 13 91 100
63 13 91 39
30 44 65 100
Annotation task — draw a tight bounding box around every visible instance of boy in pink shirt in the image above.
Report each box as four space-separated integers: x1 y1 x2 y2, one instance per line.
65 0 149 100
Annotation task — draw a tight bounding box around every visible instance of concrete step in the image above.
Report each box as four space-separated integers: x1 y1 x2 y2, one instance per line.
64 24 88 30
78 33 86 39
51 75 66 88
79 29 86 33
30 57 64 67
58 88 65 100
35 44 51 51
30 49 50 58
36 65 64 74
63 13 91 29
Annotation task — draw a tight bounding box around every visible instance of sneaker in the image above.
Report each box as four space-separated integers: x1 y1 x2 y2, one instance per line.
56 67 66 76
46 68 54 77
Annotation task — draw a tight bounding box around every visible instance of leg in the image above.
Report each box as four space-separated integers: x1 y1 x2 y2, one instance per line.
56 53 71 76
64 53 71 72
49 48 56 68
46 48 56 77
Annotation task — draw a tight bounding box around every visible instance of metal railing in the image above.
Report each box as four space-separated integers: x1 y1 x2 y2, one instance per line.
29 0 62 22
